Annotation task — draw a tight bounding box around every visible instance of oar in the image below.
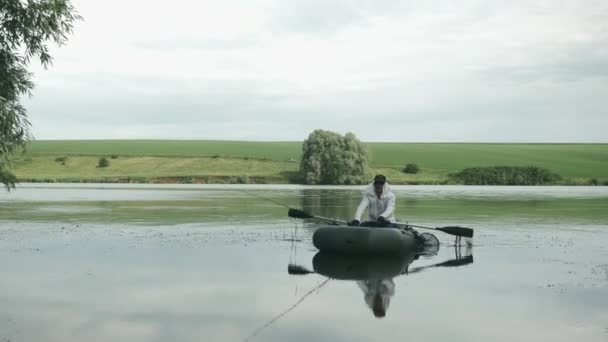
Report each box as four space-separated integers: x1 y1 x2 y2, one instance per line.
289 208 474 238
407 255 474 274
398 223 474 238
288 208 346 225
287 264 315 275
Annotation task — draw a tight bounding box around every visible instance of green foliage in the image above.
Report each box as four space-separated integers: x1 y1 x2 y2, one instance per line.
589 178 599 186
110 155 118 159
0 0 80 189
0 167 18 188
237 173 250 184
300 130 370 185
403 163 420 174
450 166 561 185
54 156 67 165
97 157 109 168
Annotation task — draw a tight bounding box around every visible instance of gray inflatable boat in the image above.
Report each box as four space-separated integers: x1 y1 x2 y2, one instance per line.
312 225 435 255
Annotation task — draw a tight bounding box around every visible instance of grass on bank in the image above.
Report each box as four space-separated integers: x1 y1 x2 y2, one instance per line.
12 155 299 183
11 154 606 185
25 140 608 179
12 155 453 184
13 141 608 185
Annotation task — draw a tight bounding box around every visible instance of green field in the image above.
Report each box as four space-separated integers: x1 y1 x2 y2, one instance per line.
25 140 300 160
12 140 608 184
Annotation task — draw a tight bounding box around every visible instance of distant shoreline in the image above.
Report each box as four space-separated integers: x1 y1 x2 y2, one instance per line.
12 141 608 186
14 172 605 186
15 180 606 186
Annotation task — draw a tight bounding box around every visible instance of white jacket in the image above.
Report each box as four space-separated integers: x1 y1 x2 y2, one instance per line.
354 182 396 222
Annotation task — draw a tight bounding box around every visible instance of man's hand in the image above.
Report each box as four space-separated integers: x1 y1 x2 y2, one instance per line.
377 216 389 226
348 219 360 226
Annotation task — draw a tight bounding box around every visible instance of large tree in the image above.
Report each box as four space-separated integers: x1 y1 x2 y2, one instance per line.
300 130 370 185
1 0 80 189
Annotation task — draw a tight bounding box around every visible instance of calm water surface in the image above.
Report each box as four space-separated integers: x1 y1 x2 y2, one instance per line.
1 184 607 342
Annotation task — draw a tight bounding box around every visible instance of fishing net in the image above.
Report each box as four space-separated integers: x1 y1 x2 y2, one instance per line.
420 232 440 254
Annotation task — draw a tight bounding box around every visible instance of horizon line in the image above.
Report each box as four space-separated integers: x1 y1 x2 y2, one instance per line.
28 139 608 144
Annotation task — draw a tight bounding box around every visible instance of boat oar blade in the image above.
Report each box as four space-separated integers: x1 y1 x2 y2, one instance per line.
288 208 315 219
437 226 474 238
288 264 314 275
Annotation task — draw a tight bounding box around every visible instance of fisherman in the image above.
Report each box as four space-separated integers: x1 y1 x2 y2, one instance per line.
349 175 396 227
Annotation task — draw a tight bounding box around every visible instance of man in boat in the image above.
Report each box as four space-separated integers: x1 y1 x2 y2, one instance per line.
349 175 396 227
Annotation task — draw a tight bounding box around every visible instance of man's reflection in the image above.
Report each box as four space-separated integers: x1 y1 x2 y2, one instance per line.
356 253 418 318
357 278 395 318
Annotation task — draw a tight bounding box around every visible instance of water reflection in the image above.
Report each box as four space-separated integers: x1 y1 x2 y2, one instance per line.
313 252 415 318
299 189 360 221
289 246 474 320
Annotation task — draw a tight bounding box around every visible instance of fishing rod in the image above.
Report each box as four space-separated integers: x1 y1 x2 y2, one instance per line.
238 188 294 209
238 189 345 225
237 189 317 275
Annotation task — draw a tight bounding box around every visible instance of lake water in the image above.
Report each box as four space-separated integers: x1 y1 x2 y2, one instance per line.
1 184 607 342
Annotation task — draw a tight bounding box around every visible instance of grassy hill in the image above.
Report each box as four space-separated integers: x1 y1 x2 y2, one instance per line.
12 140 608 184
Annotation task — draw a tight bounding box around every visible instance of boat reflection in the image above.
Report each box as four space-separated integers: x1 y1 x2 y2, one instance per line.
247 247 474 341
311 249 473 318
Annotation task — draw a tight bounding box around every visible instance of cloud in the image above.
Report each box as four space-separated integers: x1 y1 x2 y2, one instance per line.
21 0 608 142
131 36 261 51
265 0 369 35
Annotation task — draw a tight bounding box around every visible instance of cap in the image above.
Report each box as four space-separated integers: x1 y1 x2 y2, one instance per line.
373 175 386 185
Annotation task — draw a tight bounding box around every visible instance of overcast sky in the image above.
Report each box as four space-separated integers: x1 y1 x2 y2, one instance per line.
24 0 608 142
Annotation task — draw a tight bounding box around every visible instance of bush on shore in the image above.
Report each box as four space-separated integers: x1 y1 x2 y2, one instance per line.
299 130 370 185
97 157 110 168
402 163 420 174
449 166 561 185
